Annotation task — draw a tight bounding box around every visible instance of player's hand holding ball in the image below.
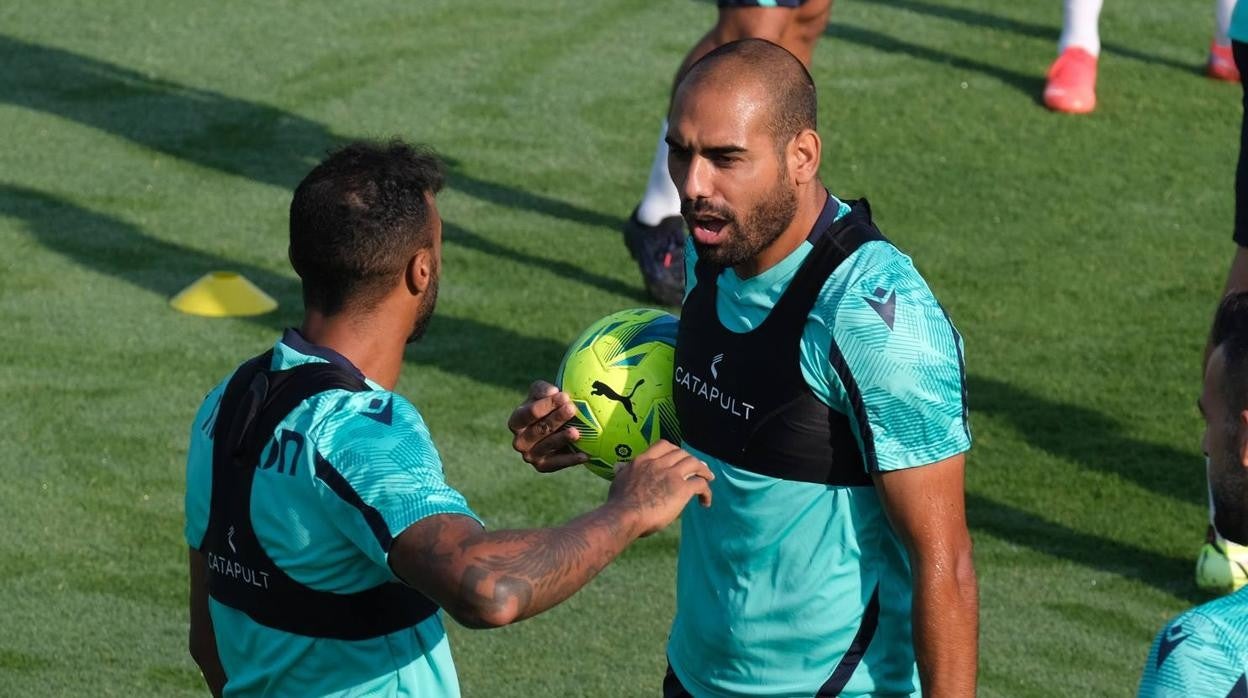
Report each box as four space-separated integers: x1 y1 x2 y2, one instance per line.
508 379 587 473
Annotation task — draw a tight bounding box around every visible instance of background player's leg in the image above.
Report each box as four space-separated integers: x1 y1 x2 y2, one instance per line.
635 122 680 229
1058 0 1103 55
625 2 829 306
1044 0 1103 114
1210 0 1241 81
779 0 833 66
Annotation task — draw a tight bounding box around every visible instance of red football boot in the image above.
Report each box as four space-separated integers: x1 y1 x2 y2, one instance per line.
1044 47 1099 114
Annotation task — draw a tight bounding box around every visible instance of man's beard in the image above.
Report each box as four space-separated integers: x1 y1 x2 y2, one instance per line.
406 275 439 345
684 175 798 269
1212 428 1248 545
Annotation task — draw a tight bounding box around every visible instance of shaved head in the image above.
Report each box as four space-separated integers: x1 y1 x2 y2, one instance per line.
665 38 825 276
673 38 817 148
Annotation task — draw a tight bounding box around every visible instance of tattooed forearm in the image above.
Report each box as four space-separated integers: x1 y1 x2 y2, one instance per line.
460 506 636 625
392 506 640 628
455 565 535 629
469 526 594 590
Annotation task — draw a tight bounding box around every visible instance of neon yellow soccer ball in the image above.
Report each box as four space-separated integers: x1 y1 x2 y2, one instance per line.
556 308 682 480
1196 537 1248 594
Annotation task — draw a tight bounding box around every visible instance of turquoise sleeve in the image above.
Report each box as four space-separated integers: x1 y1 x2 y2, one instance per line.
184 381 227 549
309 391 481 570
1231 2 1248 43
1139 611 1247 697
813 243 970 471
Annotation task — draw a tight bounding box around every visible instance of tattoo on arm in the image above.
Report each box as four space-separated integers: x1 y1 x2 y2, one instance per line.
394 509 633 627
458 565 534 623
466 526 594 591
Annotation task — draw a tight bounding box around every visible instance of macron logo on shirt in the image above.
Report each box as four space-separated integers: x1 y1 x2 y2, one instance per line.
362 397 393 426
1156 623 1192 668
864 287 896 330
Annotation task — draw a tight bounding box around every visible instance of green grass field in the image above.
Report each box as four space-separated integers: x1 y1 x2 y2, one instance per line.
0 0 1238 695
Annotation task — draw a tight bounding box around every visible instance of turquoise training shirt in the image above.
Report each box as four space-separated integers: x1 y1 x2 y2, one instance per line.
667 194 971 697
1138 586 1248 697
185 330 480 697
1233 2 1248 43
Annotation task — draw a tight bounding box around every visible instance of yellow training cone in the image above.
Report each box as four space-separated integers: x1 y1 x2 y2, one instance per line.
170 272 278 317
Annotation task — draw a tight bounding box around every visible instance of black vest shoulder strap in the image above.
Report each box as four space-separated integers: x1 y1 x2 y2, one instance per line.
202 351 439 640
765 198 888 329
225 357 367 469
691 198 885 305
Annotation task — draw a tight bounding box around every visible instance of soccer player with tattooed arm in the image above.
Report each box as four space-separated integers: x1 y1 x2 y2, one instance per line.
184 141 712 697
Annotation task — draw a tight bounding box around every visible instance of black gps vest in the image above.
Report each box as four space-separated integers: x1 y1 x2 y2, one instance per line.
673 200 887 486
199 350 439 640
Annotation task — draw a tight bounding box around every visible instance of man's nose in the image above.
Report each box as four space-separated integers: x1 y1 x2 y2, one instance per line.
680 156 713 202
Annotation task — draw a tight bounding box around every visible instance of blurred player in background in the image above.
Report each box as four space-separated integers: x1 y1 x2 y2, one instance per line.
184 140 712 697
516 39 978 696
1198 2 1248 594
1140 292 1248 696
624 0 832 305
1044 0 1239 114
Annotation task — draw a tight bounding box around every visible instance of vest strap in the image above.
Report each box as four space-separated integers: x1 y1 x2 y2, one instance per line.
202 350 439 640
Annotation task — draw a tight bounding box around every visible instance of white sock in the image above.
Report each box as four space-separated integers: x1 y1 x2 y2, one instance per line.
1215 0 1236 46
636 121 681 227
1059 0 1103 56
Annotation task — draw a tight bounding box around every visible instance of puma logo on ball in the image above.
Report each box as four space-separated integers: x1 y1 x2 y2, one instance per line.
591 379 645 422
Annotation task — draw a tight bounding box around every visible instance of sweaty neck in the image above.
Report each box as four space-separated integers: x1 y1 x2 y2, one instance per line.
299 310 406 390
732 185 828 280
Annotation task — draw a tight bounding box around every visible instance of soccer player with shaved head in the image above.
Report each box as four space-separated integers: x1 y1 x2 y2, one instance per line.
513 39 977 696
1140 291 1248 696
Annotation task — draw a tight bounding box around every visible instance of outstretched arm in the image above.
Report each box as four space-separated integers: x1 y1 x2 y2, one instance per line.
391 508 634 629
188 549 226 697
390 440 712 628
874 454 978 697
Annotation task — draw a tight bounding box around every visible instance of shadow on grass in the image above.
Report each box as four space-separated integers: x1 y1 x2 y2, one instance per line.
968 493 1202 604
968 375 1203 505
447 169 625 233
0 36 335 191
855 0 1197 74
444 221 645 303
966 374 1204 602
0 184 564 394
825 22 1045 102
0 32 624 229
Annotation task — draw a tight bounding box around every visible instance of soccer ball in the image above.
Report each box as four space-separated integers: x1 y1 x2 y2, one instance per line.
556 308 682 480
1196 538 1248 593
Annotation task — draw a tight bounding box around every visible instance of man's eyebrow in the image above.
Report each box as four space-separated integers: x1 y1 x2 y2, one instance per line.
703 145 747 157
663 137 747 157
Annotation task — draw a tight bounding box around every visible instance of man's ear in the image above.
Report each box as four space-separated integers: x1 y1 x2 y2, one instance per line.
1238 410 1248 469
405 249 433 295
788 128 821 185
